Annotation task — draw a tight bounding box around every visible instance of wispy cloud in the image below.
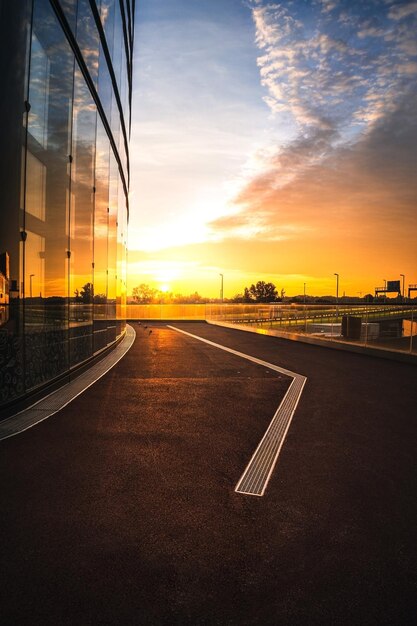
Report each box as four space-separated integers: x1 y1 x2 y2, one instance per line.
215 0 417 243
129 0 416 295
210 88 417 250
249 0 417 138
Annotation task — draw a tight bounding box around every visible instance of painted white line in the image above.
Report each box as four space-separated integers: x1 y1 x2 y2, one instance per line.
168 325 307 496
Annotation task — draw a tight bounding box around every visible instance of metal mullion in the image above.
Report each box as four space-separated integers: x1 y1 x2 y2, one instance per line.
117 0 132 179
123 0 134 139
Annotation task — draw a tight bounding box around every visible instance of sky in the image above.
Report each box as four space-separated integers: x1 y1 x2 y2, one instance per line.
128 0 417 298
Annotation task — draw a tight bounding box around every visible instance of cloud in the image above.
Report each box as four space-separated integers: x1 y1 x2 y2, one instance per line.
250 0 417 142
388 1 417 20
319 0 339 14
209 89 417 250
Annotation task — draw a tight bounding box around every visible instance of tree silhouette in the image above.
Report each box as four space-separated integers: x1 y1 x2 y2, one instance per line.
80 282 93 304
132 284 159 303
247 281 278 302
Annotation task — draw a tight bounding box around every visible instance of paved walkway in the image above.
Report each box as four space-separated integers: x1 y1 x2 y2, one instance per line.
1 322 416 625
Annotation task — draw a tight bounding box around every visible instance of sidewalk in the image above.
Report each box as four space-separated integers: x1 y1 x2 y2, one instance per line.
1 322 416 625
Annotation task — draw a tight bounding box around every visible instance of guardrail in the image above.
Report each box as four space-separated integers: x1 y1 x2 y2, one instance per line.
123 303 416 355
206 304 416 355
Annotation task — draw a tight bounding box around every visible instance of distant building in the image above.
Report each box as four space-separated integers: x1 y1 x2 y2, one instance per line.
0 1 135 414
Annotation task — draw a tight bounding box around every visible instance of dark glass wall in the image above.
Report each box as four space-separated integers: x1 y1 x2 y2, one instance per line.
0 0 134 413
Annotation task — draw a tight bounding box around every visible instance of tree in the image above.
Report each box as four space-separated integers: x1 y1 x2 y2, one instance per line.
243 287 252 303
79 282 93 303
131 283 158 303
247 281 278 303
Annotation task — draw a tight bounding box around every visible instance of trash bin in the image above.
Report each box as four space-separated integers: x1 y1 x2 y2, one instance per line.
342 315 362 340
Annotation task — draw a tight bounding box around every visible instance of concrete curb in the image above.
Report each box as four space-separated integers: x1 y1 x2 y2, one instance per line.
207 320 417 365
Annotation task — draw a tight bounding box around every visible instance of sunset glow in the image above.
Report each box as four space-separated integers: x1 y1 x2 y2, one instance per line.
129 0 417 298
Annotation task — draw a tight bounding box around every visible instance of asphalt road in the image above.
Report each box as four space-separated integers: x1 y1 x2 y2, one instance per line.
1 322 416 625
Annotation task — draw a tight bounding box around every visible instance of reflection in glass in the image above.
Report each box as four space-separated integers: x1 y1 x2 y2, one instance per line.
26 151 46 221
100 0 115 58
24 0 74 392
75 0 99 87
93 118 110 352
69 66 96 366
0 0 132 413
107 152 118 344
27 33 49 149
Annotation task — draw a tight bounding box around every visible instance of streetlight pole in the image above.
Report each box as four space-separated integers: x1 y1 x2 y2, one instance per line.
29 274 34 299
383 278 386 303
219 273 224 302
303 283 307 332
334 273 339 317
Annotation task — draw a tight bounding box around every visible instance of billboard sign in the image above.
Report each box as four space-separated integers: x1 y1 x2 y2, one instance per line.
386 280 401 293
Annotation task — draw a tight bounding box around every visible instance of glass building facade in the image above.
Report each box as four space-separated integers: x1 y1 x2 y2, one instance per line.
0 0 134 415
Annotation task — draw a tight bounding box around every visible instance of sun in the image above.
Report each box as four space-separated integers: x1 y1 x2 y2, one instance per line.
159 284 171 293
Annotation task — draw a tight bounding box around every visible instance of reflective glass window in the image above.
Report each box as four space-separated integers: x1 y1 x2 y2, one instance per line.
93 118 110 353
61 0 77 31
76 0 100 87
112 2 123 94
100 0 115 57
28 33 49 149
26 151 46 221
107 152 118 344
69 66 96 366
97 42 113 129
24 0 74 392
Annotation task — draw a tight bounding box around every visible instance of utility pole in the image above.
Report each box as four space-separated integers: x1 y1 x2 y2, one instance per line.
334 273 339 317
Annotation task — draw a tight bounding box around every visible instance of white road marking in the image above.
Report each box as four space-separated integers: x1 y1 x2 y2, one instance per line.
168 325 307 496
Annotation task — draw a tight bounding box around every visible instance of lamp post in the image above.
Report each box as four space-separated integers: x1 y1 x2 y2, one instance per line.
29 274 34 299
400 274 405 301
334 273 339 317
219 273 224 302
383 278 386 303
303 283 307 331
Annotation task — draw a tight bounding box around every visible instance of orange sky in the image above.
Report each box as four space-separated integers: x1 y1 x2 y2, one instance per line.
128 0 417 299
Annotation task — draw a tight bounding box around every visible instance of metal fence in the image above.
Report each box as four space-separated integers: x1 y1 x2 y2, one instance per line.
206 303 417 355
126 303 417 355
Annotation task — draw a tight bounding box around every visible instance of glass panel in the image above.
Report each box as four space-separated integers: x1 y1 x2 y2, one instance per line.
24 230 45 299
93 119 110 353
97 42 113 129
100 0 115 57
26 151 46 220
69 66 96 366
27 33 49 149
61 0 77 32
107 152 118 344
24 0 74 392
112 2 123 95
109 3 123 156
76 0 100 87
